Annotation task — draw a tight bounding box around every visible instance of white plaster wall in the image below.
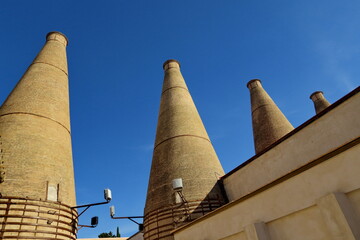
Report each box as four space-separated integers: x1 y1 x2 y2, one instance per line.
219 231 246 240
174 144 360 240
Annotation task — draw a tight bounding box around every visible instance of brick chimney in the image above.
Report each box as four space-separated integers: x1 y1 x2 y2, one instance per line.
0 32 77 239
144 60 226 240
247 79 294 154
310 91 331 114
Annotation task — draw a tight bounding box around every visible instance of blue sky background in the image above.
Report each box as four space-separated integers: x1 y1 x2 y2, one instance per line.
0 0 359 238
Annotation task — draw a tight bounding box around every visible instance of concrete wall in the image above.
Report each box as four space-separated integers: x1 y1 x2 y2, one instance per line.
173 90 360 240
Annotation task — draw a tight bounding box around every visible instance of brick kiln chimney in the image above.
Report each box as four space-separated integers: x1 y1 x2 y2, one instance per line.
0 32 77 239
310 91 331 114
143 60 226 240
247 79 294 154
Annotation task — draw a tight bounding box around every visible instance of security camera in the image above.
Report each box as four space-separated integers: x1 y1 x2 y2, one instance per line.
104 189 112 201
110 205 115 218
172 178 183 191
91 216 99 227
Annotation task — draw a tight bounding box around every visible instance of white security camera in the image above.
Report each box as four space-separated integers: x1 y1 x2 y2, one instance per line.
104 189 112 201
172 178 183 191
110 205 115 217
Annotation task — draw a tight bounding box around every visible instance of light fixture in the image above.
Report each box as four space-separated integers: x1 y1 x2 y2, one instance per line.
109 205 144 231
71 189 113 230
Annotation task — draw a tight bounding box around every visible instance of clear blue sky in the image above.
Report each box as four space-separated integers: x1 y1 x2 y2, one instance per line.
0 0 359 238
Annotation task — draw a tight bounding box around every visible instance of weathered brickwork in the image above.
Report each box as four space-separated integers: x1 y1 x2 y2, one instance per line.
0 197 77 239
0 136 4 183
144 199 223 240
144 60 226 240
247 79 294 154
0 32 77 239
310 91 331 114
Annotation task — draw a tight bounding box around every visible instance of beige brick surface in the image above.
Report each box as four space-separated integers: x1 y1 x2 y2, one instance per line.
0 32 77 239
247 79 294 154
144 60 226 240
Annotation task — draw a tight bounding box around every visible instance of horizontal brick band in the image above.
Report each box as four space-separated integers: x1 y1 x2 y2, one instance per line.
0 196 77 240
0 112 70 134
161 86 189 95
31 61 68 76
144 198 224 240
154 134 211 150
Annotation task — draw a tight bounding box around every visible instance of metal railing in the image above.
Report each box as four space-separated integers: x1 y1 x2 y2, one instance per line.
0 196 78 240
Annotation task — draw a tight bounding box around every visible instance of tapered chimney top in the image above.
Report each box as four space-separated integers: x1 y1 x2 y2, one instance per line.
46 31 68 46
309 91 324 101
310 91 331 114
163 59 180 70
247 79 262 89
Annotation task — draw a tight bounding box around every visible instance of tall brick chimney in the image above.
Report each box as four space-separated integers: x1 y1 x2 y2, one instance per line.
310 91 331 114
0 32 77 239
143 60 226 240
247 79 294 154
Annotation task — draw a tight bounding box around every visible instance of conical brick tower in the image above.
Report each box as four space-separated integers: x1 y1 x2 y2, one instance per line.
144 60 226 240
247 79 294 154
310 91 331 114
0 32 77 239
